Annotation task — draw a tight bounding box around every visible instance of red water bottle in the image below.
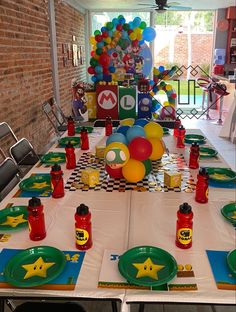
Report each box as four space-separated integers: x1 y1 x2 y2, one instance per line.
27 197 46 241
50 164 65 198
65 141 76 169
195 167 209 203
176 202 193 249
176 125 186 148
67 116 75 136
189 142 200 169
173 118 181 137
80 127 89 150
75 204 92 250
105 116 112 136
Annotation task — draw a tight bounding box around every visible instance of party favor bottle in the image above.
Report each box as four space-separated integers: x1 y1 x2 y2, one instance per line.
50 164 65 198
195 167 209 203
176 202 193 249
176 125 186 148
75 204 92 250
67 116 75 136
173 118 181 137
189 142 200 169
65 141 76 169
80 127 89 150
105 116 112 136
28 197 46 241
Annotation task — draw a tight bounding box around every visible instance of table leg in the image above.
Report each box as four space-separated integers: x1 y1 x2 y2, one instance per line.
0 299 5 312
138 302 145 312
217 97 224 124
111 300 118 312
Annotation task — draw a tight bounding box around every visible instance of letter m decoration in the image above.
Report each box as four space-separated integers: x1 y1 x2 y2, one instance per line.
96 84 119 119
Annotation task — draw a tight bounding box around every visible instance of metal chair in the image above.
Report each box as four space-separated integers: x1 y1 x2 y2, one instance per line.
9 138 39 176
93 119 120 127
0 122 18 158
0 157 21 201
42 97 68 136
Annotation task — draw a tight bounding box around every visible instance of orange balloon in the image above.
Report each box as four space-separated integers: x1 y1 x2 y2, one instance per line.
148 138 165 160
122 159 145 183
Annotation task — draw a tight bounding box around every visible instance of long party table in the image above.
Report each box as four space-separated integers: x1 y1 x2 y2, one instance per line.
0 126 235 312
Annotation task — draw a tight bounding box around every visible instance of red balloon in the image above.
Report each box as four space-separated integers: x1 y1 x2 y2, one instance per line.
116 24 123 31
127 29 133 35
88 66 95 74
128 137 152 161
102 31 108 38
105 164 123 179
99 53 111 67
95 34 103 42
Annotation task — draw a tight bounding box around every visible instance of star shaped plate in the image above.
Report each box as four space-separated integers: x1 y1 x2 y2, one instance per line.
118 246 177 287
19 174 51 192
4 246 66 287
227 249 236 277
40 152 66 165
58 136 80 147
184 134 206 145
207 167 236 183
221 202 236 225
75 126 93 134
199 147 218 158
0 206 28 231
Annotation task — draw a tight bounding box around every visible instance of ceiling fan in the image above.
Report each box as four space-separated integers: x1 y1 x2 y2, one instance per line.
138 0 192 12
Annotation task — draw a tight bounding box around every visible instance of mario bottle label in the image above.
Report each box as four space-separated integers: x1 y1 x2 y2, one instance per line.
75 204 92 250
175 202 193 249
177 227 192 246
75 228 90 246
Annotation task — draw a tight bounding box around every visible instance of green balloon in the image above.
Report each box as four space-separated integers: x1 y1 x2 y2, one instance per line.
142 159 152 176
106 22 114 30
94 30 101 35
139 21 147 29
123 23 130 31
96 48 103 55
90 58 98 67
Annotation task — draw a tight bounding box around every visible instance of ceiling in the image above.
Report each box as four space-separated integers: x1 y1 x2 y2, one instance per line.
76 0 236 11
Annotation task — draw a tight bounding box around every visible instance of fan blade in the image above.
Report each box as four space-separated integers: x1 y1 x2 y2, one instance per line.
168 5 192 10
138 3 156 5
167 2 180 5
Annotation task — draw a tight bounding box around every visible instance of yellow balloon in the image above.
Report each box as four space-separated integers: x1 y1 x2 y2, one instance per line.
163 101 169 107
136 33 143 40
122 159 145 183
144 122 164 139
166 84 172 91
148 138 165 160
120 118 135 126
105 37 111 44
89 36 96 45
129 32 137 40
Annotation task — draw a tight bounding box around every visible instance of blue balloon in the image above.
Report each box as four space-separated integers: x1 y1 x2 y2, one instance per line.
91 75 97 82
118 17 126 24
106 133 128 146
133 17 141 27
97 41 104 48
126 125 146 143
95 65 103 74
116 125 130 136
134 118 149 127
101 26 107 32
112 18 119 25
142 27 156 42
96 73 103 81
109 66 116 73
159 66 165 72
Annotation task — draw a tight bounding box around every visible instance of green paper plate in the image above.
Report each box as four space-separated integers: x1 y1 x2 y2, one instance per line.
4 246 66 288
163 127 170 135
227 249 236 277
19 175 51 192
199 147 218 158
207 167 236 182
58 136 80 147
185 134 206 145
118 246 177 287
0 206 28 231
40 152 66 165
75 126 93 134
221 202 236 225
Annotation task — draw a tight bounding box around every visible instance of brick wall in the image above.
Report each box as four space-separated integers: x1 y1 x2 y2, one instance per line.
0 0 86 154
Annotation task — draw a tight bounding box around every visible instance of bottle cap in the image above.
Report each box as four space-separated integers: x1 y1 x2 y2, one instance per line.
28 197 41 207
65 141 74 148
81 127 88 133
179 125 185 130
67 116 74 121
76 204 89 215
199 167 208 175
179 202 192 214
51 163 61 171
191 142 199 147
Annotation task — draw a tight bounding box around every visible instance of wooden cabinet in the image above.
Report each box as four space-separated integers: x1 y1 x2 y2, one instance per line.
226 6 236 64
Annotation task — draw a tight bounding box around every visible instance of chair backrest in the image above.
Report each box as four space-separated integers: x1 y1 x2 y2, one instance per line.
9 138 39 176
42 98 67 135
93 119 120 127
0 157 21 201
0 122 18 158
14 301 87 312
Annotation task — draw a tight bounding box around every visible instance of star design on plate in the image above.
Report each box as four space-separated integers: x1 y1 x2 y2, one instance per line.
0 214 27 228
22 257 55 279
32 182 49 189
230 211 236 219
132 257 165 280
49 157 63 162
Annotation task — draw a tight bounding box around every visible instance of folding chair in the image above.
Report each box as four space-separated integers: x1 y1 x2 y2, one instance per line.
13 301 87 312
0 157 21 201
42 97 68 136
0 122 18 159
93 119 120 127
9 138 39 176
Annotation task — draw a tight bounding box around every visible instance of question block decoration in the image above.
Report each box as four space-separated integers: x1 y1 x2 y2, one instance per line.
118 86 137 120
164 171 182 188
81 168 100 187
96 84 118 119
137 93 152 119
85 91 96 119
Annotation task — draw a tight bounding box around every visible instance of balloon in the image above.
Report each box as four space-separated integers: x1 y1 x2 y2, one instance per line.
95 65 103 74
126 125 146 143
109 66 116 73
89 36 96 45
96 41 104 48
105 164 123 179
106 22 114 30
88 66 95 74
94 30 101 35
116 24 123 31
123 23 130 31
144 122 164 139
148 138 165 160
139 21 147 29
122 159 145 183
142 27 156 42
99 53 111 67
128 137 152 161
118 17 126 24
120 118 135 126
95 34 103 42
106 133 128 146
104 142 130 168
91 75 97 82
142 159 152 176
134 118 149 127
90 58 98 67
133 17 141 27
116 125 130 136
